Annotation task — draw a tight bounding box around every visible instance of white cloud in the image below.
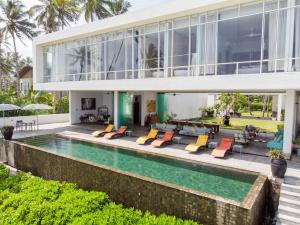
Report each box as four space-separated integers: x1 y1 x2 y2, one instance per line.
16 0 168 58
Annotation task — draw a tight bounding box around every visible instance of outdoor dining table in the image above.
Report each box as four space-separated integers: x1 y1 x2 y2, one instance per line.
169 120 220 133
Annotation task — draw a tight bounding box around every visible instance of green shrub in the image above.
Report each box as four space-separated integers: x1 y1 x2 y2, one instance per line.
0 165 9 180
0 172 198 225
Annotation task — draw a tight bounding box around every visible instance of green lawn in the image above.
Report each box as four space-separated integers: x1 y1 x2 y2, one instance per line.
198 117 283 133
241 111 272 118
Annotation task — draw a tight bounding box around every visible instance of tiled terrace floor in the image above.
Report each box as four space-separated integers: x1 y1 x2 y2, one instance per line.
6 122 300 178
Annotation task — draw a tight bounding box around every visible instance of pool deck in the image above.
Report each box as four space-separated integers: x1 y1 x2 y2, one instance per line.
8 122 300 178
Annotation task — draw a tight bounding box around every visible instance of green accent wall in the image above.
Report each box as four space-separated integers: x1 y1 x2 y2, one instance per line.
118 92 133 129
156 93 168 123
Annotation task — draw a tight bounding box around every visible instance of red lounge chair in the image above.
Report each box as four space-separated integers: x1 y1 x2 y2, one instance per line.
211 138 233 158
104 126 127 139
151 131 175 147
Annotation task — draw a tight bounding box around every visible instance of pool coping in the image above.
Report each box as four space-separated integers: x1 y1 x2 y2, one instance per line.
14 134 267 210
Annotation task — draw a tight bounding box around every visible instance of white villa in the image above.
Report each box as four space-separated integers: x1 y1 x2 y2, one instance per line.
33 0 300 157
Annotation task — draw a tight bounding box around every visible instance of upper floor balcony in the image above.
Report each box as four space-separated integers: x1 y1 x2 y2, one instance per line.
35 0 300 85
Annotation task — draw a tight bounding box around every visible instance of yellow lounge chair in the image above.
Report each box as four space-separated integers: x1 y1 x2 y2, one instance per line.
91 124 114 137
185 135 209 153
136 129 159 145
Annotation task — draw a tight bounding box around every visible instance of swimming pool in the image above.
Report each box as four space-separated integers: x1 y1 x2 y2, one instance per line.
21 135 257 202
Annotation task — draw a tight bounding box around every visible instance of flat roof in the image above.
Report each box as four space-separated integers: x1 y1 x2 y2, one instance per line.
33 0 250 46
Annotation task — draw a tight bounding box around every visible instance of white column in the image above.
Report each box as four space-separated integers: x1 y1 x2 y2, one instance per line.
69 91 72 125
277 94 283 121
113 91 119 128
283 90 296 158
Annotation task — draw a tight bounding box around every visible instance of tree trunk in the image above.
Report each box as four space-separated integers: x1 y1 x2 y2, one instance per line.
12 33 20 97
248 96 252 115
262 96 267 118
266 96 270 117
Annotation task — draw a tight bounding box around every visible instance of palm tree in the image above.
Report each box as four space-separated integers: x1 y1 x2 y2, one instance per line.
81 0 111 23
108 0 131 15
28 0 58 33
0 0 37 96
53 0 81 30
0 28 12 89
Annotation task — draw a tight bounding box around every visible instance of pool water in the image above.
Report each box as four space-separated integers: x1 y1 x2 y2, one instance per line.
21 135 257 202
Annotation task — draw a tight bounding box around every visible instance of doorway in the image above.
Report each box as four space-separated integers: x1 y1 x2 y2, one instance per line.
133 95 141 125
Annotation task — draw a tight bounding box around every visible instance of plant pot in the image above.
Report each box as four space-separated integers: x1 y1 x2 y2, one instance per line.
1 127 14 140
271 158 287 178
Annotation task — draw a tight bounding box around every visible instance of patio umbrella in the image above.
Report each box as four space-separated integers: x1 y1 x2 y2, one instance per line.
0 104 21 127
22 104 53 130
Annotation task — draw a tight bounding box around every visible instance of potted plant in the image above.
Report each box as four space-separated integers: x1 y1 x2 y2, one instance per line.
267 149 287 178
0 126 14 140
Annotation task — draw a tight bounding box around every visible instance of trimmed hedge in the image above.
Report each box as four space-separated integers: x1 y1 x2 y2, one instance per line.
0 165 9 180
0 166 198 225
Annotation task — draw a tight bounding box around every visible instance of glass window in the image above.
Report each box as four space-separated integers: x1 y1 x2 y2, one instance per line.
133 33 144 72
264 0 278 11
294 7 300 71
190 15 199 26
218 14 262 74
43 50 52 77
279 0 287 8
277 10 287 59
240 1 263 16
126 37 133 70
106 39 125 74
205 22 217 75
66 46 87 76
173 27 189 68
173 17 189 29
145 23 158 34
145 33 159 69
159 32 165 69
218 14 262 63
207 11 217 22
219 7 238 20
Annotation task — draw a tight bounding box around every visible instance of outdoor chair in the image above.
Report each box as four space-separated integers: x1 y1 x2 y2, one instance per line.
151 131 175 147
211 138 233 158
16 120 24 131
136 129 158 145
234 131 250 145
267 135 283 150
104 126 127 139
185 135 209 153
92 124 114 137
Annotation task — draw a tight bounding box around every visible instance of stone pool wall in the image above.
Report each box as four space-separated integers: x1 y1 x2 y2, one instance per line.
0 139 268 225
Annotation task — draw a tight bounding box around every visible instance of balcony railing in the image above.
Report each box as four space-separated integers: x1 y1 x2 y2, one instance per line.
40 57 300 83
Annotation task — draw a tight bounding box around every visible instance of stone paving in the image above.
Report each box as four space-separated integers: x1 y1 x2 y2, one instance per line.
7 122 300 178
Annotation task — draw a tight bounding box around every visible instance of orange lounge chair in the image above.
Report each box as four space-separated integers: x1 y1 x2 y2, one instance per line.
151 131 175 147
104 126 127 139
211 138 233 158
91 124 114 137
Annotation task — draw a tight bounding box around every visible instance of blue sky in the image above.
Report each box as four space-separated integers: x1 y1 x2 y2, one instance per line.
18 0 168 58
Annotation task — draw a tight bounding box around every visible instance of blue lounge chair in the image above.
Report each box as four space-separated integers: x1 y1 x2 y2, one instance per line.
267 135 283 150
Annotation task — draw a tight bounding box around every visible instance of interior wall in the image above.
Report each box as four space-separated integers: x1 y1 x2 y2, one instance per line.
141 92 156 126
70 91 113 124
166 93 208 120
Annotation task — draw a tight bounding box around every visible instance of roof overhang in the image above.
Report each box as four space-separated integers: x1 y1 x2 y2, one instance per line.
33 0 253 46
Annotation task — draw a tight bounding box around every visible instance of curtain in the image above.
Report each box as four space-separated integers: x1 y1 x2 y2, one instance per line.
276 10 287 71
205 22 217 75
295 8 300 71
193 24 206 75
267 12 277 71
